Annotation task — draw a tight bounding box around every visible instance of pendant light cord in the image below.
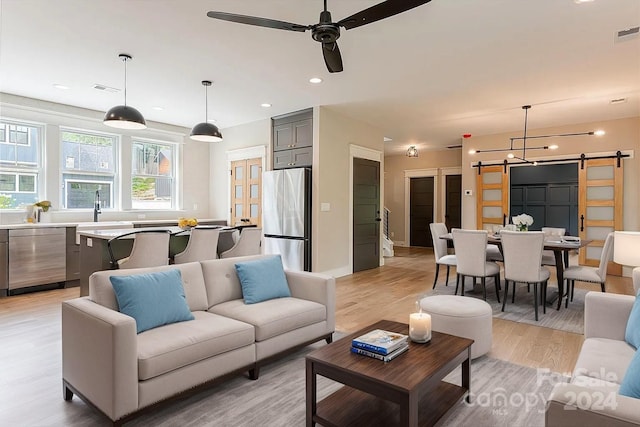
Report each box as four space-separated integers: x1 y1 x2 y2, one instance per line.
522 105 529 159
123 56 128 107
204 84 209 122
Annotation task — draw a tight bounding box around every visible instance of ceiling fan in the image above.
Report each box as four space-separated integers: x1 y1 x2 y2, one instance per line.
207 0 432 73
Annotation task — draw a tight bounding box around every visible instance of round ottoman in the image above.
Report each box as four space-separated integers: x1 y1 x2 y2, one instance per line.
419 295 492 359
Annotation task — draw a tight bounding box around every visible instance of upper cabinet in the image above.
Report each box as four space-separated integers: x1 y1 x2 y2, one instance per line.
272 109 313 169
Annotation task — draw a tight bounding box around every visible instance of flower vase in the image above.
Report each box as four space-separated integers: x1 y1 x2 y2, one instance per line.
517 225 528 232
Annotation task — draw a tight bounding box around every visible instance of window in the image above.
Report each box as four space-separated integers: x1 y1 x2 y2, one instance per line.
0 120 42 209
132 140 175 210
61 129 116 209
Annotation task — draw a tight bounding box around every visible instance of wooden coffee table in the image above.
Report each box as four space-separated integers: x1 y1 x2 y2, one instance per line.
305 319 473 427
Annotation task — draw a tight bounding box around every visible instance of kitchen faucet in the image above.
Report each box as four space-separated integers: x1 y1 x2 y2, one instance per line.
94 190 102 222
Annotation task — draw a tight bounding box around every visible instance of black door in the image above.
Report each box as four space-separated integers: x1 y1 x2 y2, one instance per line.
353 158 381 272
510 163 578 235
410 177 434 247
445 175 462 232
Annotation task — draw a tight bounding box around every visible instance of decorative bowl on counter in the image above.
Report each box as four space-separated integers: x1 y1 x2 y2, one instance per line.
178 217 198 230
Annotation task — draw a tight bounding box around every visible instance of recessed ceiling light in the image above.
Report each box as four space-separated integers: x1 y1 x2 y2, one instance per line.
152 106 164 111
93 83 120 93
207 118 218 123
548 144 559 150
261 103 272 108
309 77 323 84
383 136 392 142
53 84 69 90
574 0 594 3
594 130 606 136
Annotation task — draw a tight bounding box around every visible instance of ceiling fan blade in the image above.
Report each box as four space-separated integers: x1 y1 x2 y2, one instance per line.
322 42 343 73
337 0 432 30
207 11 310 32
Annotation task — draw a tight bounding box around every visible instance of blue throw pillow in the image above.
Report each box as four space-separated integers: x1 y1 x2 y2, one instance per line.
110 269 194 334
235 255 291 304
620 350 640 398
625 291 640 349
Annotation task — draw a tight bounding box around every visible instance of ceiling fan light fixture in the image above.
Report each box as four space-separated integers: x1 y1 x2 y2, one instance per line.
190 80 223 143
407 146 418 157
103 54 147 130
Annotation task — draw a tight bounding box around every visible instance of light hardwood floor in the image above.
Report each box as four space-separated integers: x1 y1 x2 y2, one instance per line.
0 246 634 423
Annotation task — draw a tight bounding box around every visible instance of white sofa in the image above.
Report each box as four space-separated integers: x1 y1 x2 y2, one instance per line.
62 255 335 425
546 291 640 426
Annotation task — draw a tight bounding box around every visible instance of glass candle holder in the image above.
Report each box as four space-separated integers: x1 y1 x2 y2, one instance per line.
409 312 432 343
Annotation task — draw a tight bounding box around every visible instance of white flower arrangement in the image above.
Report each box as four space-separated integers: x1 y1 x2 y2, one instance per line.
512 213 534 231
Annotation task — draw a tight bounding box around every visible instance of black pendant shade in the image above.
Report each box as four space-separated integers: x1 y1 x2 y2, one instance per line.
104 53 147 130
190 122 223 142
190 80 223 142
104 105 147 130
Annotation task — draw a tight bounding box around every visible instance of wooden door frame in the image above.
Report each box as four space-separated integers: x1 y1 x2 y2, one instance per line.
404 168 438 247
440 167 462 228
225 145 266 226
349 144 383 274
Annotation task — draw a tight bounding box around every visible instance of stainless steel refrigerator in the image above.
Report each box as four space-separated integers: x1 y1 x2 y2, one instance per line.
262 168 311 271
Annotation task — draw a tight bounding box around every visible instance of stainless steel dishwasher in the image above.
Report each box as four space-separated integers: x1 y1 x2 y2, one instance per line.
8 227 66 292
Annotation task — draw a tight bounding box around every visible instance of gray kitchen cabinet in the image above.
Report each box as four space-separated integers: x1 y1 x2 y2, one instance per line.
8 227 66 293
272 108 313 170
0 230 7 294
273 146 313 169
66 227 80 286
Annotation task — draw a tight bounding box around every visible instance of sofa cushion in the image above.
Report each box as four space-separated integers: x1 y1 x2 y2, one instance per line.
235 255 291 304
91 262 209 312
209 297 326 341
625 292 640 349
137 311 255 381
574 338 636 385
110 269 194 334
200 255 266 307
619 350 640 398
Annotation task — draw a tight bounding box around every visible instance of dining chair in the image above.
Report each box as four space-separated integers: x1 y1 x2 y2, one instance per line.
452 229 501 302
107 229 171 269
500 231 550 321
174 226 221 264
541 227 566 266
562 232 614 307
429 223 457 289
219 227 262 258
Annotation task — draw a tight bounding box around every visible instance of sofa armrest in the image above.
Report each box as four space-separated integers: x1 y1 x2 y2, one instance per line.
546 382 640 426
62 297 138 422
585 292 635 340
285 270 336 333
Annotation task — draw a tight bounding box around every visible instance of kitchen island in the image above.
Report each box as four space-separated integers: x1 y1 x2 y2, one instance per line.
77 222 236 296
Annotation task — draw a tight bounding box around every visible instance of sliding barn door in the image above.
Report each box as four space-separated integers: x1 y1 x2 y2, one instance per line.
578 158 623 274
476 165 509 230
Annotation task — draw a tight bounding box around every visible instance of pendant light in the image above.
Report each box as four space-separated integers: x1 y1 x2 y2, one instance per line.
103 54 147 130
190 80 223 142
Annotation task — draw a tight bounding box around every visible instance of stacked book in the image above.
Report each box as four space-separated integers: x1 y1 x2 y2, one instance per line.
351 329 409 362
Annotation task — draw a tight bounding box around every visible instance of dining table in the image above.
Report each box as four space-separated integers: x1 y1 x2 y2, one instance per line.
441 232 592 310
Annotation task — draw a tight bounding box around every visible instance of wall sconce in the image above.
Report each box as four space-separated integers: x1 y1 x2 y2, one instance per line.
406 146 418 157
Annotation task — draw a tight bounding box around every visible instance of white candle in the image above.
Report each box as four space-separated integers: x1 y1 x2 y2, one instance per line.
409 312 432 343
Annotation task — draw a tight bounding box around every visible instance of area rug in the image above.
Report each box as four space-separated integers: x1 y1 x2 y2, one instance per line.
425 279 587 334
59 338 568 427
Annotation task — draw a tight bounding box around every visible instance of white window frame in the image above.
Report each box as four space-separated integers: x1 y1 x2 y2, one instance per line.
0 119 44 210
60 127 119 210
131 138 177 210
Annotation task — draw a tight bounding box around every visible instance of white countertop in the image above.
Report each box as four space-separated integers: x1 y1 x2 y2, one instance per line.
0 219 226 230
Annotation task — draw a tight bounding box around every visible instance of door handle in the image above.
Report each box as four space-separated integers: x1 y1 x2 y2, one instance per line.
580 214 584 232
375 217 382 222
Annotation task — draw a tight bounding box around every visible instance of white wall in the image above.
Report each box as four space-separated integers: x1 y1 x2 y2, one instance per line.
315 106 385 276
0 93 212 224
208 118 270 222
